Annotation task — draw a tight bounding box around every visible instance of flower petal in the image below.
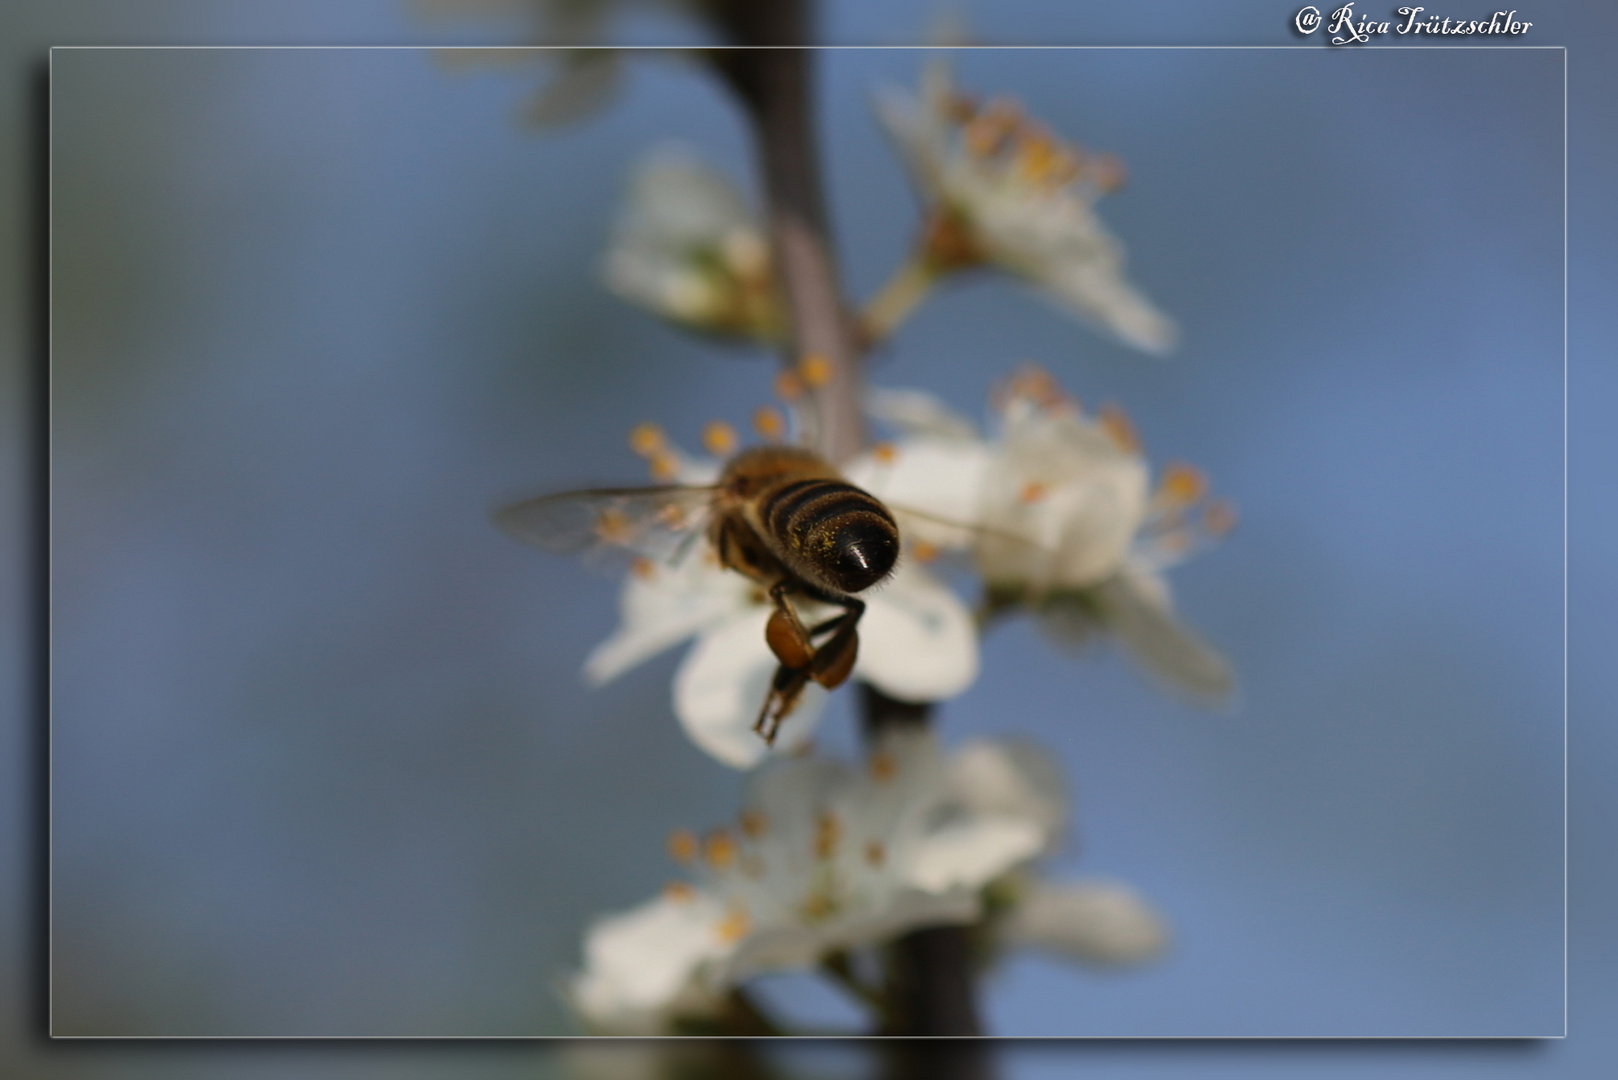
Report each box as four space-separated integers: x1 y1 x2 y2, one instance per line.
673 609 827 769
1088 567 1234 705
906 815 1046 893
865 386 980 441
856 564 980 703
1002 879 1169 966
569 889 731 1033
582 554 748 686
949 738 1068 844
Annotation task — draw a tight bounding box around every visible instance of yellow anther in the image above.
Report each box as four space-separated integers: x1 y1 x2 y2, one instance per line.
869 751 897 782
631 557 657 581
1003 365 1064 409
801 891 835 922
799 354 833 389
1203 499 1238 536
656 503 689 529
721 228 769 278
1016 132 1065 185
963 97 1021 157
663 880 695 903
865 840 886 868
814 813 841 860
1098 403 1141 454
774 369 805 402
666 828 698 864
704 829 737 870
872 442 898 465
715 906 751 943
912 541 939 564
1019 481 1049 505
648 453 679 482
739 808 768 839
1092 153 1128 193
945 92 979 124
752 405 786 442
628 422 666 458
594 509 633 545
1159 462 1207 505
702 420 739 459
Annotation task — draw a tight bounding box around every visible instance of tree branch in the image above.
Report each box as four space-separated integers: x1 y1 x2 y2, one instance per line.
708 5 990 1055
709 5 865 463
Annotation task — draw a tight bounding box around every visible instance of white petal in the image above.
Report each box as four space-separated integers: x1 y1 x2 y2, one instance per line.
856 564 979 703
950 738 1068 842
906 815 1046 893
1091 567 1234 705
569 890 731 1033
1002 879 1169 966
673 610 827 769
865 387 980 441
872 85 947 199
1041 258 1178 357
582 556 747 686
721 889 981 985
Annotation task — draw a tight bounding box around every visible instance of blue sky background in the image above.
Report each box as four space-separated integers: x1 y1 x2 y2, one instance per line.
6 0 1617 1076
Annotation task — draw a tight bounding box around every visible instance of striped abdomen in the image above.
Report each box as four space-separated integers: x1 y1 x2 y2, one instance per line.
759 476 900 595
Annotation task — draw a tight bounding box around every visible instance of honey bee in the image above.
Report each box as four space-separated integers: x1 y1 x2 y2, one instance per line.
496 445 901 745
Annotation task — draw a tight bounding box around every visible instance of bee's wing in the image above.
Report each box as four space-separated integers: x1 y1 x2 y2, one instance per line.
493 485 717 568
886 503 1056 567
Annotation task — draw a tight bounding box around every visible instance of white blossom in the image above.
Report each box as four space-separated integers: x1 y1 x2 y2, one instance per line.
998 878 1169 967
602 148 781 338
566 729 1060 1032
583 437 979 770
847 370 1234 703
875 62 1177 355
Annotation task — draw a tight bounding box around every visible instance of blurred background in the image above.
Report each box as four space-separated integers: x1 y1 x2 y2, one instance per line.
7 0 1618 1076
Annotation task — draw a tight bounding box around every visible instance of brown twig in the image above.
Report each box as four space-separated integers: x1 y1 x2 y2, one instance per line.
707 2 989 1050
708 4 865 464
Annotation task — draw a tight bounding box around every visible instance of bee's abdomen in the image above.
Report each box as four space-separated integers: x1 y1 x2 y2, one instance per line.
762 479 900 595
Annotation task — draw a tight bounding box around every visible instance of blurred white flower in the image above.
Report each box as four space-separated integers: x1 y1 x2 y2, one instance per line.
567 728 1060 1032
875 62 1177 355
602 148 783 339
997 878 1169 967
568 884 732 1034
420 2 711 126
584 434 979 770
847 370 1234 703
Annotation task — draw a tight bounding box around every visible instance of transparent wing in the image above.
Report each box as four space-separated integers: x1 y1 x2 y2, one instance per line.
887 502 1058 570
493 485 717 568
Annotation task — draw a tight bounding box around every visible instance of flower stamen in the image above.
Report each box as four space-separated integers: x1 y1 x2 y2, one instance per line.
704 829 737 871
800 353 832 389
752 405 786 442
1098 403 1140 454
666 828 698 864
814 813 841 861
702 420 739 458
628 422 666 458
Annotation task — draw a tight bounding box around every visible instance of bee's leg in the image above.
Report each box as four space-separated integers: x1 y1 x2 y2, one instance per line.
806 597 864 692
754 663 813 745
763 580 815 671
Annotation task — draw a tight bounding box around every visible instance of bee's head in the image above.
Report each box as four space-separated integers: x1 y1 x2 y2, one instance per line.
823 515 900 593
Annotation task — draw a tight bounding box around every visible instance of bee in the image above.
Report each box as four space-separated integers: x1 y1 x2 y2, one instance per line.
495 445 901 745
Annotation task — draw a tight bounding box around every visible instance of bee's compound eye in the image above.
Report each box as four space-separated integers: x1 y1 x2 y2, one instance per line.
831 519 899 592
